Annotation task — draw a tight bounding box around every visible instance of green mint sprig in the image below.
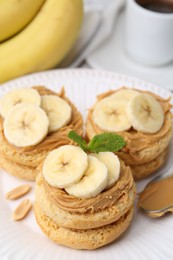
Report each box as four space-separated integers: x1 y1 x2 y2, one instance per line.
68 131 126 153
68 131 87 152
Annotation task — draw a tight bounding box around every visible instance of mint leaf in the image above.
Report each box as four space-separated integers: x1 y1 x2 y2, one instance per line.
87 133 126 153
68 131 126 153
68 131 87 151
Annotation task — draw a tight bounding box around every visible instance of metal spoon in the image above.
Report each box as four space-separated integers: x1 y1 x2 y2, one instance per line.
142 199 173 218
139 173 173 217
138 136 173 217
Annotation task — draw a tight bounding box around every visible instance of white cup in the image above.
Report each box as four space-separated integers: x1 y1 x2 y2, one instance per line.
125 0 173 66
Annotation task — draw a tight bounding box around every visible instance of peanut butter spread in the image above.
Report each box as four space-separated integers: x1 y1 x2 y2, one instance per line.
40 161 134 213
138 176 173 212
0 86 83 154
87 88 172 158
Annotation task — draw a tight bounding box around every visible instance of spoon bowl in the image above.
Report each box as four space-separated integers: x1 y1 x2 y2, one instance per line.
138 135 173 217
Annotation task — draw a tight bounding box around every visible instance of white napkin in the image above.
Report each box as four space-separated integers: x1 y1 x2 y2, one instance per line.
59 0 125 68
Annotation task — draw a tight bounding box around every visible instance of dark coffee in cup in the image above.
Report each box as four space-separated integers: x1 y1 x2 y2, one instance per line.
135 0 173 13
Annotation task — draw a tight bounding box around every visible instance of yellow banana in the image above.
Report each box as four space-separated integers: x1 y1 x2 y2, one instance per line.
0 0 83 83
0 0 46 42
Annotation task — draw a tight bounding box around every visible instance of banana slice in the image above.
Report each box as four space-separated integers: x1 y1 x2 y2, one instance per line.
0 88 41 118
126 93 164 133
90 152 120 189
41 95 72 133
109 89 139 103
65 155 108 199
42 145 88 189
4 103 49 147
92 97 131 132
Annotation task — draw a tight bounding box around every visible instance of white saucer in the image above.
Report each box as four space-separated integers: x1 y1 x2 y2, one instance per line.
87 7 173 91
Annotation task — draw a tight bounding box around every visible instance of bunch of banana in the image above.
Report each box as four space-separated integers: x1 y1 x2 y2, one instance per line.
0 0 46 42
0 0 83 83
93 89 164 134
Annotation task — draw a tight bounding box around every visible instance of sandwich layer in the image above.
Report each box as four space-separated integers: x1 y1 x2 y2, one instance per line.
35 169 135 229
0 86 83 180
34 204 134 250
86 89 172 165
86 88 172 181
131 148 168 180
0 152 38 181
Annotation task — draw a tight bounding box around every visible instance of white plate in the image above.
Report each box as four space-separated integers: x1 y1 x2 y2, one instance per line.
0 69 173 260
87 8 173 91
